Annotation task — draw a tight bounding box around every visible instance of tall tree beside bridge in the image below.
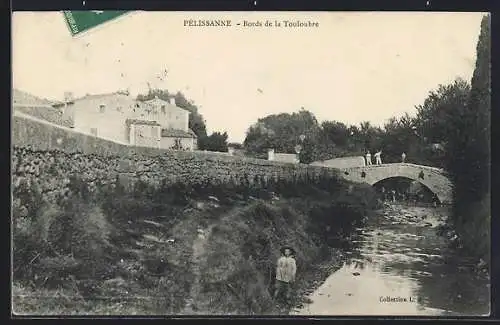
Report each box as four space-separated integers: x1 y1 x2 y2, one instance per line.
414 79 471 146
444 14 490 263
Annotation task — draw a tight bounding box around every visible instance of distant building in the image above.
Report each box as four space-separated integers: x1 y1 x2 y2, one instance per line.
227 145 245 157
268 149 299 164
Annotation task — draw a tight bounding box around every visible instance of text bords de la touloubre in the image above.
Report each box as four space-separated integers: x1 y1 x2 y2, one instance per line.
183 19 320 28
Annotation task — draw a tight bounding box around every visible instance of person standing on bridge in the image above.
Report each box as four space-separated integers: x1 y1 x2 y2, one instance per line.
401 152 406 163
274 246 297 304
365 151 372 165
374 150 383 165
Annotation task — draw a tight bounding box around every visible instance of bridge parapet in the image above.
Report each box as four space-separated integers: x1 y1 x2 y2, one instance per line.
341 162 444 173
333 162 452 204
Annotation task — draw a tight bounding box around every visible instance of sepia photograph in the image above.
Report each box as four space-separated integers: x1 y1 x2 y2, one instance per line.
11 10 490 316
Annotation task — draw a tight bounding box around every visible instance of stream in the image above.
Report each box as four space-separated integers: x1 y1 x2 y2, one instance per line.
292 204 490 316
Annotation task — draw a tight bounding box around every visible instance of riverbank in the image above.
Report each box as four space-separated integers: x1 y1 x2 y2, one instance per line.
179 183 379 315
12 174 379 315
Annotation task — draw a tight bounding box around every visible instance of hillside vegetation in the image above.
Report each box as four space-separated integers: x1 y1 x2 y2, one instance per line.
13 167 378 315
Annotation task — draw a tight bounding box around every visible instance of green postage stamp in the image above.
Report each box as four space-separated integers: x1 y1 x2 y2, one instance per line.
62 10 129 36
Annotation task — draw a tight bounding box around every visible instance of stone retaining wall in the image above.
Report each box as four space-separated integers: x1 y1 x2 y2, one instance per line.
12 113 341 201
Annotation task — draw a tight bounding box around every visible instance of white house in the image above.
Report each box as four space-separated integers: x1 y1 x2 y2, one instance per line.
52 91 197 150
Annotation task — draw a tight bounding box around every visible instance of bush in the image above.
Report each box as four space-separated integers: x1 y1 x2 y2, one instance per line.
13 175 114 287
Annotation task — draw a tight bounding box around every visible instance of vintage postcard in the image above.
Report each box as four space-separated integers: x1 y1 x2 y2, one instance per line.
11 11 490 316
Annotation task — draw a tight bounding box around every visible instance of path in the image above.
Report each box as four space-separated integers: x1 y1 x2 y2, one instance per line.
181 224 215 314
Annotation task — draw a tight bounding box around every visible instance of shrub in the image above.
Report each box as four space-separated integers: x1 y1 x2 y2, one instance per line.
13 175 114 286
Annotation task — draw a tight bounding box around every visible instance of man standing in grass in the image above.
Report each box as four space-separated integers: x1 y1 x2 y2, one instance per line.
274 246 297 304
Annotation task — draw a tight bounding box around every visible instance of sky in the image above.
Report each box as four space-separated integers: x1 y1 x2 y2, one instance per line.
12 11 485 143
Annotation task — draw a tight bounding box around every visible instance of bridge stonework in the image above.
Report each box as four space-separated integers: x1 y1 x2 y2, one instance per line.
337 163 453 204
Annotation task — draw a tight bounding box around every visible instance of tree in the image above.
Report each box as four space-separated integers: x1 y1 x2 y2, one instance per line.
379 114 423 164
444 14 490 263
460 14 491 202
321 121 350 148
358 121 384 153
243 109 320 155
202 131 229 152
414 78 471 145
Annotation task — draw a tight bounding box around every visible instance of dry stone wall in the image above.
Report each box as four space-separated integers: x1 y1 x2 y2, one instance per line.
12 114 341 202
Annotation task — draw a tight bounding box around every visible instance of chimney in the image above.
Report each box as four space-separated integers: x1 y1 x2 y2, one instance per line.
154 95 159 99
61 92 75 127
228 147 235 156
64 92 73 102
118 89 130 96
169 97 176 106
268 148 275 161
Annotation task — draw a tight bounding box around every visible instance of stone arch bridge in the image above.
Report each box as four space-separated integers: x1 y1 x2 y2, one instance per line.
338 163 453 204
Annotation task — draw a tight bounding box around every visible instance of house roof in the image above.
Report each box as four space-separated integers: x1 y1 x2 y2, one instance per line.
161 128 197 138
52 100 75 107
12 89 73 128
74 91 131 101
126 119 161 126
141 97 191 114
13 106 73 128
12 88 55 106
143 97 170 105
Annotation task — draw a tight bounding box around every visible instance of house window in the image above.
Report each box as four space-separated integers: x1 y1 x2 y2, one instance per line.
90 128 98 136
161 105 166 114
99 104 106 113
117 106 122 112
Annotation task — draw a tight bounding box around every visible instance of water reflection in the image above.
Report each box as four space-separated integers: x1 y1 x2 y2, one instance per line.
293 204 490 316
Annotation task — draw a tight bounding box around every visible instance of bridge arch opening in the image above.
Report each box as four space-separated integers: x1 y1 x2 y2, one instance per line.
372 176 440 204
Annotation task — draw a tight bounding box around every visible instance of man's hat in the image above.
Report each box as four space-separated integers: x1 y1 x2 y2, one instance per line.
280 245 296 255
